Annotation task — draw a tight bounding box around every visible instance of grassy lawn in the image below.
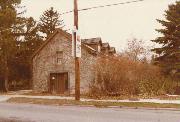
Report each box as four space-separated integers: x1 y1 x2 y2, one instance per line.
21 91 180 100
157 95 180 100
7 97 180 109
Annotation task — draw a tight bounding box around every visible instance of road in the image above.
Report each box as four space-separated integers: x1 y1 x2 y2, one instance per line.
0 103 180 122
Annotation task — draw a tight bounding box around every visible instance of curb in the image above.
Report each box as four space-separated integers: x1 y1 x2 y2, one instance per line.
62 104 180 111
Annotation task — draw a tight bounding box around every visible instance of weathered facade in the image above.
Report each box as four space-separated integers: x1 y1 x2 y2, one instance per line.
32 29 115 94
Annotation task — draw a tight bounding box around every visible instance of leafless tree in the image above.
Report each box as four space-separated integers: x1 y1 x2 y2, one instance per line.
122 38 151 62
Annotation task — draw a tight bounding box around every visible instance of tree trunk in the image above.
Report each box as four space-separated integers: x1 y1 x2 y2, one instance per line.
4 56 9 92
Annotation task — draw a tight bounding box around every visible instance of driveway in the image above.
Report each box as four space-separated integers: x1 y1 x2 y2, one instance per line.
0 103 180 122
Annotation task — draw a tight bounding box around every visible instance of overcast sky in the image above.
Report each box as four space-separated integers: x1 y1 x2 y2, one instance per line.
21 0 177 51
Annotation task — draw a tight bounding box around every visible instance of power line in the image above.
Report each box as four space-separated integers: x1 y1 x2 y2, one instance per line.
60 0 145 15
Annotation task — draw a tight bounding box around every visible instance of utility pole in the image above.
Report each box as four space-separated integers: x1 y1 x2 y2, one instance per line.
74 0 80 101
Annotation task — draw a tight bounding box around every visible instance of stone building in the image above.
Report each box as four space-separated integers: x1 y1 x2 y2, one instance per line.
32 29 116 94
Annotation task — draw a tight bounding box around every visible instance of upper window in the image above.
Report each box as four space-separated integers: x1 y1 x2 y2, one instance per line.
56 51 63 64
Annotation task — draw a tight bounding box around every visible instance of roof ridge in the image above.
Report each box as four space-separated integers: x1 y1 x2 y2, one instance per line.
31 29 99 59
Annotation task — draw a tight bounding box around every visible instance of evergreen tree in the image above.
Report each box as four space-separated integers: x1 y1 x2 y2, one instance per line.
22 17 43 54
152 1 180 78
11 17 43 89
39 7 64 39
0 0 22 91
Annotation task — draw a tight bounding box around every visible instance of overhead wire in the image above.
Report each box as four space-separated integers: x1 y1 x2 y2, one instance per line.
60 0 145 15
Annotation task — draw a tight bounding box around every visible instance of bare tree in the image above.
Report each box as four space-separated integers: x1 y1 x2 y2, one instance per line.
122 38 150 62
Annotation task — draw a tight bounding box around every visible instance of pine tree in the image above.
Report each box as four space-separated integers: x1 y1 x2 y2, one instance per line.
151 1 180 77
12 17 43 89
23 17 43 53
39 7 64 39
0 0 22 91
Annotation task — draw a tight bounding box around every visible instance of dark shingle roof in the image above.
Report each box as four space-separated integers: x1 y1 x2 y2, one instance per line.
102 43 110 48
82 37 102 45
109 47 116 53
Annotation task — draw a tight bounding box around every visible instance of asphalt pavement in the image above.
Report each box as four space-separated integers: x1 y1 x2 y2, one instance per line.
0 102 180 122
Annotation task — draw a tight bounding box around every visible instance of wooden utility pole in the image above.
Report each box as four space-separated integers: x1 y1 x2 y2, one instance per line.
74 0 80 101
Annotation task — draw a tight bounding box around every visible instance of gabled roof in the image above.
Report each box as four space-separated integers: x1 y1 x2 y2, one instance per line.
31 28 97 59
31 29 71 59
102 43 110 49
109 47 116 53
82 37 102 45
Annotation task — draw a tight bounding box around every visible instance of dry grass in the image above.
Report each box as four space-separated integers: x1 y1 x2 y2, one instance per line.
7 90 180 100
7 97 180 109
157 95 180 100
22 91 64 96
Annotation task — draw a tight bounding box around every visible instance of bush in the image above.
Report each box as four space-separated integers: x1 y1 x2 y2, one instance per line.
9 80 30 91
89 55 176 97
174 86 180 95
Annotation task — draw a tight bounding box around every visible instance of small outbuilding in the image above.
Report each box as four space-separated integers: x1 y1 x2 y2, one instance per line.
32 29 116 94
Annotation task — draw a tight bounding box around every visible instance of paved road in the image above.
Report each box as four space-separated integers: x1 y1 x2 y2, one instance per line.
0 103 180 122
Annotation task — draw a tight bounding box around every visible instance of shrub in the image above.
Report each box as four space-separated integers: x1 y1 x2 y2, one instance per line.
89 55 175 97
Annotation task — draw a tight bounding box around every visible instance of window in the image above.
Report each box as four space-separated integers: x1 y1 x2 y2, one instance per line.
56 51 63 64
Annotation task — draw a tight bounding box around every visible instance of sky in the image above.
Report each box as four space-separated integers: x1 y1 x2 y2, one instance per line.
21 0 178 51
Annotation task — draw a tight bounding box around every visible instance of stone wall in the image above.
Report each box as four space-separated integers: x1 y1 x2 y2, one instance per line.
32 32 96 94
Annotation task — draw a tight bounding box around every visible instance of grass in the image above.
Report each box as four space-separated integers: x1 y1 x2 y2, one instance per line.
157 95 180 100
21 91 180 101
7 97 180 109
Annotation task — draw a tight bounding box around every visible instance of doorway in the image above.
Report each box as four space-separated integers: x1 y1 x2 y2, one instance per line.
50 73 68 94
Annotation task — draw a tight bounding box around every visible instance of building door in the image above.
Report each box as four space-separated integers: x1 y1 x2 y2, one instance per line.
50 73 68 94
